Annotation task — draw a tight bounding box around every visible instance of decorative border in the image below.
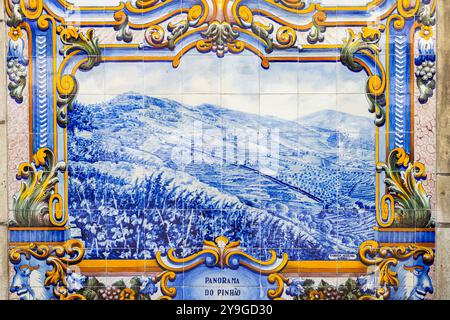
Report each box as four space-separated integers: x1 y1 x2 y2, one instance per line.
5 0 437 300
9 239 86 300
152 236 289 300
358 240 434 300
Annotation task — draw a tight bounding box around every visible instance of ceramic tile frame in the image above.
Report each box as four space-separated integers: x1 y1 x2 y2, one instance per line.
4 0 437 300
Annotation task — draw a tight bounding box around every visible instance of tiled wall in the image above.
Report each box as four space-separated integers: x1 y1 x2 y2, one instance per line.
3 0 438 300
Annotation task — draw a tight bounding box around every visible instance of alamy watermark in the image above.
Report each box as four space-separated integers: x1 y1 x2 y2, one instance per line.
170 120 280 176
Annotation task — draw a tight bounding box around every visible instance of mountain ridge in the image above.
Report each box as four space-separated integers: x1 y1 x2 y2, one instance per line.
297 108 373 132
109 92 371 131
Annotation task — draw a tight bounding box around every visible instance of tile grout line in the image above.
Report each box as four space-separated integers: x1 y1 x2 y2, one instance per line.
436 222 450 228
0 0 8 302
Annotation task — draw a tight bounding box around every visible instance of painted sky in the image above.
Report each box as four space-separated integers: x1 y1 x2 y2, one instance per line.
71 0 373 120
77 53 369 120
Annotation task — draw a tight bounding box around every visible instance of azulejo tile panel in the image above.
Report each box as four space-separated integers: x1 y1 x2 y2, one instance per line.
4 0 437 300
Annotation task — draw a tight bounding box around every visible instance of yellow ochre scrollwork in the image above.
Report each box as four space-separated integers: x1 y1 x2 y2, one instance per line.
4 1 102 127
152 236 289 299
307 11 326 44
134 0 163 9
358 240 434 300
9 239 86 300
114 10 133 42
376 148 431 228
272 0 305 10
56 26 101 127
19 0 44 20
140 0 301 63
12 148 67 227
341 25 387 127
156 235 288 273
388 0 434 31
397 0 421 19
267 273 290 300
6 0 425 73
4 0 437 287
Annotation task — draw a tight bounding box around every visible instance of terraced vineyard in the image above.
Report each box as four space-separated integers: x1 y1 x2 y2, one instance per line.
68 93 376 260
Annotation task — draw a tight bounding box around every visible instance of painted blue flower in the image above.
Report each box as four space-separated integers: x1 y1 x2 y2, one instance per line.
66 271 86 293
139 277 158 295
356 275 376 294
285 279 305 297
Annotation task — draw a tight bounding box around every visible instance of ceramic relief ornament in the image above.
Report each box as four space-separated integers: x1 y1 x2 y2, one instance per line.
6 0 28 103
415 0 436 104
4 0 437 300
9 240 86 300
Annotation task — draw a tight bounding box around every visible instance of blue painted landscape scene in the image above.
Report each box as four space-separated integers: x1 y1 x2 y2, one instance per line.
68 92 376 261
